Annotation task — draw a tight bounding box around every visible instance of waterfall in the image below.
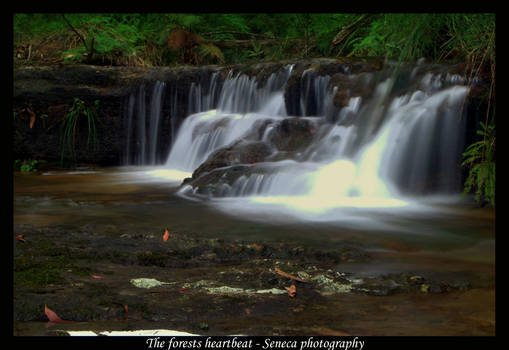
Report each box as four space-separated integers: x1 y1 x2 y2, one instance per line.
128 61 473 214
148 81 165 165
124 81 167 165
164 66 294 173
124 84 145 165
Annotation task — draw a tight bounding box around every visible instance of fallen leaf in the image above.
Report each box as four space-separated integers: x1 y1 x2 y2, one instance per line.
285 284 296 298
16 234 25 243
274 266 310 283
44 305 76 324
28 108 36 129
91 274 102 279
163 228 170 242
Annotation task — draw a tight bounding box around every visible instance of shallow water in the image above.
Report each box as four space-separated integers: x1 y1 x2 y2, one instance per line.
13 167 495 336
14 167 495 253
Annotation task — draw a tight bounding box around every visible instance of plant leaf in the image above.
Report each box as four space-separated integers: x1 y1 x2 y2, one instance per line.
44 305 76 324
163 228 170 242
285 284 296 298
28 109 36 129
274 266 310 283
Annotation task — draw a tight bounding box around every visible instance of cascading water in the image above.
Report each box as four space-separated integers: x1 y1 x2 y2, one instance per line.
134 61 473 222
124 81 166 165
164 66 294 175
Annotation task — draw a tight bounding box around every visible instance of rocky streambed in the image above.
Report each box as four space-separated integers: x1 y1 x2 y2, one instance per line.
13 217 493 336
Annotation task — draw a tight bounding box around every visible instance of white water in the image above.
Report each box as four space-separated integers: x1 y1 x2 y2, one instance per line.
140 64 470 222
125 82 166 165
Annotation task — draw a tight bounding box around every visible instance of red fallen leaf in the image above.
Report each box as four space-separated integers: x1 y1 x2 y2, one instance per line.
16 234 25 243
44 305 76 324
285 284 296 298
163 228 170 242
248 163 256 167
91 274 102 279
28 108 36 129
274 266 310 283
123 304 128 320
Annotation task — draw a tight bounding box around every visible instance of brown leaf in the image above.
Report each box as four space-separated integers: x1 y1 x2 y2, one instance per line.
28 108 36 129
274 266 310 283
44 305 76 324
285 284 296 298
16 234 26 243
163 228 170 242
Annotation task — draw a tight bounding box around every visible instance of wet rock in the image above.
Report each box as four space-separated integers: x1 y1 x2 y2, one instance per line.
130 278 172 289
268 118 315 152
203 285 287 295
191 140 272 181
311 274 352 295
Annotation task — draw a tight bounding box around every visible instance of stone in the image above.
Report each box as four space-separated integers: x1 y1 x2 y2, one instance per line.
130 278 171 289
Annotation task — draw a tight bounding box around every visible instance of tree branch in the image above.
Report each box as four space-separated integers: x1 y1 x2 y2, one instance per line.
332 14 378 47
61 14 89 52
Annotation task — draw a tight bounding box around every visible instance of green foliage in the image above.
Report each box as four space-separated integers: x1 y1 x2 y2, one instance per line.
14 159 46 173
197 43 225 64
461 117 496 207
60 98 99 164
13 13 496 67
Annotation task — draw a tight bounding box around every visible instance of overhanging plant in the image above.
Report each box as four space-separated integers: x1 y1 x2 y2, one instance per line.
60 98 99 165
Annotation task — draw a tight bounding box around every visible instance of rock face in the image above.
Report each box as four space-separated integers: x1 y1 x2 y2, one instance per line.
13 64 223 164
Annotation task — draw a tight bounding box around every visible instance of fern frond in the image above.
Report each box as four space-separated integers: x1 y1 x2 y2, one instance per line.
198 43 225 64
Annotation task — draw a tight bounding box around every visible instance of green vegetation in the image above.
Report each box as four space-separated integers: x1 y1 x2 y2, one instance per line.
60 97 99 165
462 116 496 207
14 159 45 173
14 240 92 289
13 13 494 68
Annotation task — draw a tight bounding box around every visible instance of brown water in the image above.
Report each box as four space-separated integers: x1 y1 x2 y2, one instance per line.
12 167 496 336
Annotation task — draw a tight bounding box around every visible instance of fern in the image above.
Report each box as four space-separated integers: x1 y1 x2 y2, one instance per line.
198 43 225 64
60 98 99 165
461 119 495 207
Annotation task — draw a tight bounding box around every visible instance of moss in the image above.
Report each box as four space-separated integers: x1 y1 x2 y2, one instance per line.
14 255 66 288
14 239 94 289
